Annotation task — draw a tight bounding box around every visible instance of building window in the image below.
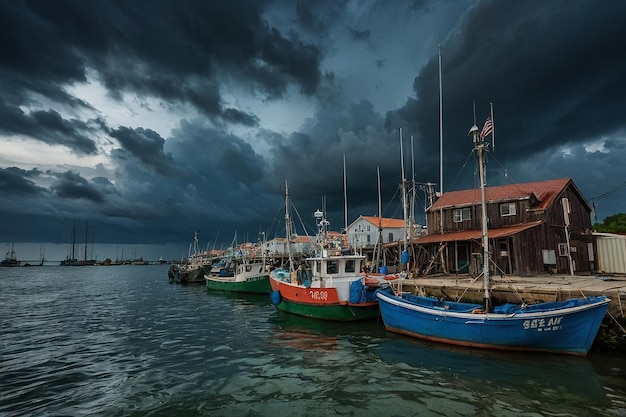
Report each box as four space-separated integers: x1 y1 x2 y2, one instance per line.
453 208 471 222
500 203 516 216
558 243 568 257
388 232 393 243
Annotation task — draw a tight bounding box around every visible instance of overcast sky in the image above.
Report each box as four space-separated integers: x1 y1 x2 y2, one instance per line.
1 0 625 258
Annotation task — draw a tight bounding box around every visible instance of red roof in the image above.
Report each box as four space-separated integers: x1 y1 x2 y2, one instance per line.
429 178 576 212
360 216 405 228
415 221 544 244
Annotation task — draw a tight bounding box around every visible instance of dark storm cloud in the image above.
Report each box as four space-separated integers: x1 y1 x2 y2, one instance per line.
0 104 98 155
0 0 324 142
389 0 626 191
109 127 178 176
222 108 260 127
50 170 105 203
265 96 401 225
2 0 625 251
0 167 46 196
167 120 268 188
349 29 371 41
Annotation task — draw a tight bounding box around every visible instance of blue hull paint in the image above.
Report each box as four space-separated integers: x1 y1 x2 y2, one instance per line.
376 291 610 356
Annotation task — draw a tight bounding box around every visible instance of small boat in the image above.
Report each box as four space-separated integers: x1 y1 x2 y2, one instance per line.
205 257 270 294
168 230 209 284
168 261 206 284
1 244 21 267
269 181 395 321
376 119 610 356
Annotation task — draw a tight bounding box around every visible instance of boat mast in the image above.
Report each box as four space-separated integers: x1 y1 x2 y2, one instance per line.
410 135 416 238
343 155 348 238
438 46 444 234
469 122 491 310
84 221 88 262
373 166 383 270
284 180 295 272
71 220 76 260
399 128 409 273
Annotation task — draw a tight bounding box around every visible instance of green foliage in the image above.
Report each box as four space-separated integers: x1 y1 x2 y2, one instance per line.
593 213 626 233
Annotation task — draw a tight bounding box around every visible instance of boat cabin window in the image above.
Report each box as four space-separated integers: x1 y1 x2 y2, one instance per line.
345 260 356 273
327 260 338 274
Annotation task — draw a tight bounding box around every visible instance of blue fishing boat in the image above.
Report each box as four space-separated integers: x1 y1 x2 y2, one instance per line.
376 119 610 356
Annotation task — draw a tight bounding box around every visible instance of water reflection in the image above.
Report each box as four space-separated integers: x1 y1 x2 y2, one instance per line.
379 337 616 415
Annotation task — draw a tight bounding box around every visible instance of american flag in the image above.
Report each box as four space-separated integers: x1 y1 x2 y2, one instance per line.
480 116 493 140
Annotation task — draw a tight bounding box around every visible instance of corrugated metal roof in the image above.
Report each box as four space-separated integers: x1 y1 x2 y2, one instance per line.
359 216 405 228
414 220 544 244
429 178 573 212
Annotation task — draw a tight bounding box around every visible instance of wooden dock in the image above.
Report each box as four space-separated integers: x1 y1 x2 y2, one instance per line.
395 273 626 313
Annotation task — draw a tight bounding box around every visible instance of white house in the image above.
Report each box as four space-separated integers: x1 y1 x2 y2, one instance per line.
346 216 405 249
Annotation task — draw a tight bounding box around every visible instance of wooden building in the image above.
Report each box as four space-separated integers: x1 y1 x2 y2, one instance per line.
414 178 594 276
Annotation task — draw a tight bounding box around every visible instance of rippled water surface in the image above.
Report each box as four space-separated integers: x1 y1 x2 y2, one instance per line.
1 265 625 417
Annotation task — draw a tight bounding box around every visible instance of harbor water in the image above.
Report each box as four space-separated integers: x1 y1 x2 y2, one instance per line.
1 265 625 417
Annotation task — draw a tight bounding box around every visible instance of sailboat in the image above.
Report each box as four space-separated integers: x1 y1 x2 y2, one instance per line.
1 243 21 267
269 181 395 321
168 230 208 284
375 120 610 356
60 221 78 266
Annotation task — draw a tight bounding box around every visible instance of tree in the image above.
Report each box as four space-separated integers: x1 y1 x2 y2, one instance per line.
593 213 626 233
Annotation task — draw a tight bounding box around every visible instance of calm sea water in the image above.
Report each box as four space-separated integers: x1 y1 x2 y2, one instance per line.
1 265 625 417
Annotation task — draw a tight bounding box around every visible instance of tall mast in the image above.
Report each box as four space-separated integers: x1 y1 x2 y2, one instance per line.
284 180 295 272
469 122 490 310
438 46 444 235
71 220 76 260
438 47 443 194
409 135 416 238
399 129 409 272
343 155 348 236
84 221 88 262
373 166 383 269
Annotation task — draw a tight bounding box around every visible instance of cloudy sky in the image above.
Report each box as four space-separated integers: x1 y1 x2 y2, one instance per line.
1 0 625 260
